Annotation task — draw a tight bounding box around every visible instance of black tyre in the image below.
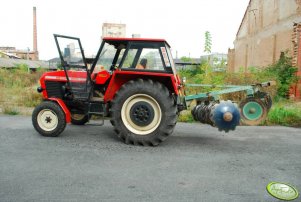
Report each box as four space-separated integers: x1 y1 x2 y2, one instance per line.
71 113 89 125
32 101 66 137
111 79 177 146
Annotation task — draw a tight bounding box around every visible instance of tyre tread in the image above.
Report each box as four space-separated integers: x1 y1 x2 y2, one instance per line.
32 101 66 137
110 79 177 146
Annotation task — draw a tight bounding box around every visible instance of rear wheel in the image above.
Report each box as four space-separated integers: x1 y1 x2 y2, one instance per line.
71 113 89 125
32 101 66 137
111 79 177 146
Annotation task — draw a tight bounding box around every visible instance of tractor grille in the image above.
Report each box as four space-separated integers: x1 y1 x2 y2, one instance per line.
45 81 64 98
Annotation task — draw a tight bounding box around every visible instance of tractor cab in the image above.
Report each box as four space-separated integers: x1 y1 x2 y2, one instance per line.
95 37 177 74
53 35 180 102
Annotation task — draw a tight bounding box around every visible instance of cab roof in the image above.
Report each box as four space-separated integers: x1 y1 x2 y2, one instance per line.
102 37 171 47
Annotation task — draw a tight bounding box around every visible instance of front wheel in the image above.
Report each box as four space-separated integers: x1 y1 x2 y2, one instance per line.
32 101 66 137
111 79 177 146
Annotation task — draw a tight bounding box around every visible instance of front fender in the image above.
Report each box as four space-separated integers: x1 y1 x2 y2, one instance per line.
47 98 71 123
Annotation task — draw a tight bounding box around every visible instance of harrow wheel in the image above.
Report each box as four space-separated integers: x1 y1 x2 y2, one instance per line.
239 97 267 126
264 94 273 111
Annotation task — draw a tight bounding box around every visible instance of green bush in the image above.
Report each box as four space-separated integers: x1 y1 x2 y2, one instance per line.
265 52 298 99
266 101 301 127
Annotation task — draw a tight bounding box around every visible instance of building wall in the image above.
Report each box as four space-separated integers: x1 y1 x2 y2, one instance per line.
15 52 37 60
228 0 301 72
227 48 235 72
0 47 37 60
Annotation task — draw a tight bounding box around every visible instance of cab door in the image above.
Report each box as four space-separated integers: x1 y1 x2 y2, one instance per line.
54 34 91 100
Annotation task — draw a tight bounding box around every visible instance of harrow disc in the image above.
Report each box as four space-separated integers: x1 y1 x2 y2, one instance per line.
239 97 268 126
264 94 273 110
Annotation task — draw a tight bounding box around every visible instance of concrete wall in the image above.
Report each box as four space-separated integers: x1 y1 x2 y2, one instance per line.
228 0 301 72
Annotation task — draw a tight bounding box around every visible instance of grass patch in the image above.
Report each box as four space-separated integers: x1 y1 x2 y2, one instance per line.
266 101 301 127
178 110 194 123
3 106 20 115
0 67 45 112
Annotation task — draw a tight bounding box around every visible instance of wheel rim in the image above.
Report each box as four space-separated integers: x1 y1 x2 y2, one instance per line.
37 109 58 131
242 101 264 120
71 114 86 121
121 94 162 135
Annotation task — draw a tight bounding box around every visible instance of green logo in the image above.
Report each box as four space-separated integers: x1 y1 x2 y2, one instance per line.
266 182 299 201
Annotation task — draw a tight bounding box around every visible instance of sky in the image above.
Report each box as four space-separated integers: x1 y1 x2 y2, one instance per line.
0 0 250 60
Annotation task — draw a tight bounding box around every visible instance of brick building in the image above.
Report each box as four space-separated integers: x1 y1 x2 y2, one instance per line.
228 0 301 72
0 47 37 60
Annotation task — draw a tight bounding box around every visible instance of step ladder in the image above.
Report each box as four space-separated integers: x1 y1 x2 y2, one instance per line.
86 102 106 126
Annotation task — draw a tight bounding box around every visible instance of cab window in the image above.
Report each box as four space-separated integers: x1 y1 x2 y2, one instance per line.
120 42 168 72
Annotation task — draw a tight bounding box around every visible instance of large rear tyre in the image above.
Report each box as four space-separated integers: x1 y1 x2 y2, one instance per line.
71 113 89 125
111 79 177 146
32 101 66 137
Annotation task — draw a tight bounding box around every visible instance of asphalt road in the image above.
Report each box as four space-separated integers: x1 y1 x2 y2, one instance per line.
0 115 300 202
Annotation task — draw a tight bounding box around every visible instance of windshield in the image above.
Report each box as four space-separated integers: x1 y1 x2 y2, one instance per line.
94 42 125 73
120 41 171 72
92 40 175 74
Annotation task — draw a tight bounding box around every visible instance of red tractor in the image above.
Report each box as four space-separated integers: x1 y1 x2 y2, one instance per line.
32 34 242 146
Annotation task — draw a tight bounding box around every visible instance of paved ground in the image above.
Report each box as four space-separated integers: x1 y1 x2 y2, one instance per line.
0 115 300 202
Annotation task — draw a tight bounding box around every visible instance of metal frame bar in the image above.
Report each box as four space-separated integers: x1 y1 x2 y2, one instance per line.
184 84 258 101
53 34 93 100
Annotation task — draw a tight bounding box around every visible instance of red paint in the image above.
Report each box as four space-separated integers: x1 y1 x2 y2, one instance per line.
41 70 87 83
104 70 179 102
40 67 179 104
40 72 48 98
48 98 71 123
40 70 88 98
94 70 111 85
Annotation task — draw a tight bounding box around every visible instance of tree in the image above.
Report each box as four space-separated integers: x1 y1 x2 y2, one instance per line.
204 31 212 54
266 52 298 98
203 31 212 75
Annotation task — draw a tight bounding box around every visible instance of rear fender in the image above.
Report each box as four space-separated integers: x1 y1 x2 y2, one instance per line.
104 71 179 102
48 98 71 123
